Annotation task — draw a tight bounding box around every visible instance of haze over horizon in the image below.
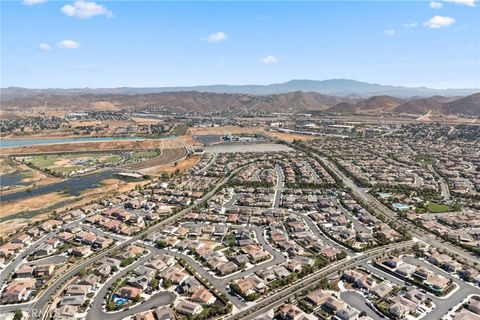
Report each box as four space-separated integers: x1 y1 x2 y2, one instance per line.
1 0 479 89
3 78 480 91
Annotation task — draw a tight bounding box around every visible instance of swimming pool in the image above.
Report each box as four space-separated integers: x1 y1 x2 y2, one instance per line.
112 294 129 306
392 203 411 211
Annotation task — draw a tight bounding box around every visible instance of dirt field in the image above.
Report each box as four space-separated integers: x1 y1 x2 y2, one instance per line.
0 177 149 237
0 158 17 175
187 125 317 142
0 192 73 235
263 130 317 142
90 101 120 110
131 117 164 124
145 154 202 175
1 192 71 217
126 147 186 171
187 126 264 136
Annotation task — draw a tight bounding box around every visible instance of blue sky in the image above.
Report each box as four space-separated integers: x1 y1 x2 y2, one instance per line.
1 0 479 89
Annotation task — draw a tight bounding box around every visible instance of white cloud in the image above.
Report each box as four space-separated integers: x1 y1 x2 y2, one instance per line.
260 55 278 64
384 29 396 36
58 40 81 49
23 0 47 5
424 15 455 28
203 32 227 43
430 1 444 8
38 43 51 51
404 22 419 28
443 0 476 7
61 0 113 19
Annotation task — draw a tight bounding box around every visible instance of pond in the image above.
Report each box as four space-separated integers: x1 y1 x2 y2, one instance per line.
0 169 117 203
0 171 30 187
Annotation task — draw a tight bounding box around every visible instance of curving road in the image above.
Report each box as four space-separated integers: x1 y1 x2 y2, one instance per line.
427 164 450 200
291 212 354 255
180 223 286 283
86 251 176 320
0 165 247 319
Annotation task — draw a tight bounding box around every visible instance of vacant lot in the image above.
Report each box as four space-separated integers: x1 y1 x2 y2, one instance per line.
187 125 264 136
204 143 293 153
131 147 186 171
148 154 202 175
263 130 317 142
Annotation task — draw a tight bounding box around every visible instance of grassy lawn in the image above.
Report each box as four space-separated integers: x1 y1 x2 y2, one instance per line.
426 202 452 213
30 155 56 168
132 150 160 160
412 154 436 166
20 172 34 179
170 123 188 136
65 153 96 159
105 155 122 163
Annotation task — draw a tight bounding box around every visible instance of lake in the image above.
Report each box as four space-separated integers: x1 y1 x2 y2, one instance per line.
0 135 176 149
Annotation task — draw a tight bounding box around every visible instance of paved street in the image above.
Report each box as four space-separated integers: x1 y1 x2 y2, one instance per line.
428 164 451 200
340 291 384 320
316 154 478 265
182 223 286 279
226 241 415 320
0 166 246 319
0 218 84 290
362 257 480 319
292 212 354 254
86 251 176 320
272 165 284 208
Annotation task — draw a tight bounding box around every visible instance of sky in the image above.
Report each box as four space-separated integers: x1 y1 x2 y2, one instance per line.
1 0 479 89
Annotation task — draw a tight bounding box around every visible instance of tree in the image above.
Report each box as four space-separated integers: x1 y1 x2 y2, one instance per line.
149 278 159 289
106 300 116 311
157 240 167 249
134 293 141 303
82 298 91 308
163 278 172 288
13 310 23 320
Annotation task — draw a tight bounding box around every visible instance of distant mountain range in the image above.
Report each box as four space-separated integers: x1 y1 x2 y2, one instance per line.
1 90 479 117
328 93 480 117
1 79 478 101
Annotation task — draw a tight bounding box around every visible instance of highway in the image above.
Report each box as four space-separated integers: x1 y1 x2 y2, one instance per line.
314 153 479 265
